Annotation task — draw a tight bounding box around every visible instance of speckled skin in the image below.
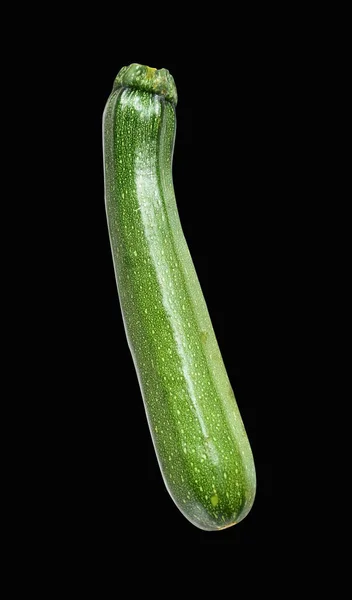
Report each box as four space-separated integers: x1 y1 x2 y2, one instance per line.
103 65 256 530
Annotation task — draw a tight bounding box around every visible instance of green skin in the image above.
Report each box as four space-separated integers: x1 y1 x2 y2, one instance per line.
103 64 256 530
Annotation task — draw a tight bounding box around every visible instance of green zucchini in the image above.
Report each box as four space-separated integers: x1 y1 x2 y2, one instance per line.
103 64 256 530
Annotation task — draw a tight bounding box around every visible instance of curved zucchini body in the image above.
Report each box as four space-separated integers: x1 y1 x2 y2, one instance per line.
103 64 256 530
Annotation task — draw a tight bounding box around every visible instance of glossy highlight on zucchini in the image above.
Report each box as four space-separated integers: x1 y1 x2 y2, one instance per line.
103 64 256 530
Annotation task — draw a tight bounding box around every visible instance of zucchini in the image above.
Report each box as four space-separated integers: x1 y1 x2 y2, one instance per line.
103 64 256 530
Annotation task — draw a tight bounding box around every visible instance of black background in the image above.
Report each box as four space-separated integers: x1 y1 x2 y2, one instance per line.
7 9 342 587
